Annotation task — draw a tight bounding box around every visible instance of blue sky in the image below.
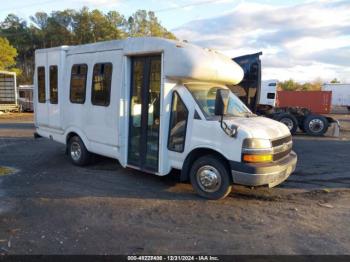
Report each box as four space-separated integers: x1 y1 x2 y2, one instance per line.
0 0 305 29
1 0 349 82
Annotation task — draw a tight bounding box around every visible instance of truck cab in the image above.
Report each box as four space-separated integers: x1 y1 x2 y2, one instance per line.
176 82 296 199
231 52 339 136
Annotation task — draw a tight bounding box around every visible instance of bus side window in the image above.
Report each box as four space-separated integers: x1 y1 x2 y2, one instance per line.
70 64 88 104
168 92 188 153
91 63 113 106
50 65 58 104
37 67 46 103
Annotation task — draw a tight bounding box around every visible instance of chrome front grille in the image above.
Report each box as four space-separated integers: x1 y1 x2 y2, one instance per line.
271 135 292 147
272 135 292 161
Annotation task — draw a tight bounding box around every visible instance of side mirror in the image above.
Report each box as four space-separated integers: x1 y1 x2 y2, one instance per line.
214 89 229 116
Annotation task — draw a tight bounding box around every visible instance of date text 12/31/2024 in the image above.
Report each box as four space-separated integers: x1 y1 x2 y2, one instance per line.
127 256 219 261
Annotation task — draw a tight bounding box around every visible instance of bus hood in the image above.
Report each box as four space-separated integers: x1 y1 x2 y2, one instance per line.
228 116 291 140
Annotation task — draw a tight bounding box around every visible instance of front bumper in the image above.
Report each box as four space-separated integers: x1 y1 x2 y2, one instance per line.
230 151 297 188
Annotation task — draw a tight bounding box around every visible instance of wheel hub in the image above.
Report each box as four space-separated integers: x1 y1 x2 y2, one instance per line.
309 119 324 133
280 118 294 130
70 142 82 161
196 165 221 193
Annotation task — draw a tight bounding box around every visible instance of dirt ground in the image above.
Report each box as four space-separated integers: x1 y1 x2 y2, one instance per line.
0 113 349 255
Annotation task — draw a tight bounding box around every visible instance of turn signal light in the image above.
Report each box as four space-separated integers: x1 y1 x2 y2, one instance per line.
243 154 273 163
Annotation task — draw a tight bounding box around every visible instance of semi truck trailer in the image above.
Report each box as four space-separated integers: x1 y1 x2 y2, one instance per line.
0 71 19 112
230 52 339 136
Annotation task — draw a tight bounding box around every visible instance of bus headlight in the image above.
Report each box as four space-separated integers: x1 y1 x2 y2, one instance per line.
242 138 273 163
243 138 271 149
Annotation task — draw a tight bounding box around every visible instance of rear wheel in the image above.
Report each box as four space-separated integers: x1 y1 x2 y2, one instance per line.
189 155 232 200
67 136 91 166
274 113 298 135
303 115 329 136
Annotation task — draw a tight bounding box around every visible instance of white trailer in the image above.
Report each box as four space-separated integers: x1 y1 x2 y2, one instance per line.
322 83 350 112
34 37 297 199
0 71 19 112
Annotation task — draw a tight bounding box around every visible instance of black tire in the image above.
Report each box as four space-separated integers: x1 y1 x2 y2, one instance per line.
67 136 91 166
303 115 329 136
189 155 232 200
274 113 298 135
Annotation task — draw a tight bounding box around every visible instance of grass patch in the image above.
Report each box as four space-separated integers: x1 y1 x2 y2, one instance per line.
0 166 14 176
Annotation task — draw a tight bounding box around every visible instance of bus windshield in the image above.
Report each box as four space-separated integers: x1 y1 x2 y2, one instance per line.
186 84 252 118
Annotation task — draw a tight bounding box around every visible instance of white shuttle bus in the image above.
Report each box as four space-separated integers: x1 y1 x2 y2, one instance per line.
34 37 297 199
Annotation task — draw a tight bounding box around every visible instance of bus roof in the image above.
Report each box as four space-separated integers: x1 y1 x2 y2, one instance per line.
35 37 244 85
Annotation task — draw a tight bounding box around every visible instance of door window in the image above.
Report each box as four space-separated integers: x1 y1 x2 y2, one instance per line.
128 59 144 165
168 92 188 152
145 58 161 168
128 56 161 172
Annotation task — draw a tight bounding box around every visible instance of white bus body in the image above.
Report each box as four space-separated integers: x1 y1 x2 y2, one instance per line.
34 37 297 199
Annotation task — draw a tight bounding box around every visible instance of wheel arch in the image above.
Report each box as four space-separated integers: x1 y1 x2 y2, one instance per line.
64 127 90 150
180 147 231 182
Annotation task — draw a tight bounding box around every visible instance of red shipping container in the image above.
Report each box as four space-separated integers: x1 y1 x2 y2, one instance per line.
276 91 332 114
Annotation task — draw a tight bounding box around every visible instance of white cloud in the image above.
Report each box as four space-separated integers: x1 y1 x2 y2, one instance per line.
174 0 350 83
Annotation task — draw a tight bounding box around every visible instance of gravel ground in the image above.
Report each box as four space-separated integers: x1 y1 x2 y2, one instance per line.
0 113 349 255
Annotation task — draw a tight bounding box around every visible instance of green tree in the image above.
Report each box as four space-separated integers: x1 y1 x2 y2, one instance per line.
330 78 340 84
1 8 177 84
106 11 127 38
127 10 176 39
72 7 94 44
0 37 17 70
90 9 125 42
1 14 33 82
279 79 299 91
278 79 323 91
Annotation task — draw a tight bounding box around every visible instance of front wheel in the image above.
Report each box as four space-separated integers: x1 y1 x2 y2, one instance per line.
190 155 232 200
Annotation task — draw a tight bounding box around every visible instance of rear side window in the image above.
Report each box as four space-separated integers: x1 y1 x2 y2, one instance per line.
91 63 112 106
70 64 87 104
168 92 188 152
50 65 58 104
37 67 46 103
